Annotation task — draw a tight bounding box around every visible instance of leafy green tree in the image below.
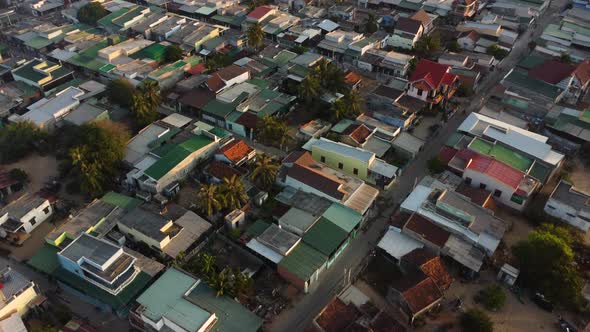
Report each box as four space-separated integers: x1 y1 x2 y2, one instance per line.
205 53 232 71
486 44 508 60
164 44 183 63
407 57 418 77
447 41 461 52
247 22 264 50
313 59 346 93
476 284 506 311
131 80 161 126
0 121 46 163
220 175 248 211
513 224 583 308
460 309 493 332
560 53 572 64
344 90 363 117
77 2 108 25
427 157 445 174
198 252 217 278
69 121 129 196
197 184 224 219
106 78 136 107
291 45 308 55
9 168 29 183
251 154 279 190
414 35 440 58
365 13 379 33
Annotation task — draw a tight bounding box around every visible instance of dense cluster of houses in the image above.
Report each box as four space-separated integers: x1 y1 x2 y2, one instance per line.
0 0 588 329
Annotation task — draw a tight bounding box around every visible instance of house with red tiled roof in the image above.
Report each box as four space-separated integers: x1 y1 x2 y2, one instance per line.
407 60 459 107
387 272 443 325
245 6 275 24
344 71 362 90
463 154 539 210
340 123 374 147
215 139 256 166
401 248 453 291
205 65 250 93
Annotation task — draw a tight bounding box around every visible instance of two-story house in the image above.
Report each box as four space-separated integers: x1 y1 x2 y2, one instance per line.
407 59 459 107
452 0 479 17
389 17 424 50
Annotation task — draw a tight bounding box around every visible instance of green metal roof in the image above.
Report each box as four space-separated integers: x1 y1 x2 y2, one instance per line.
136 268 212 332
321 203 362 233
468 138 533 172
211 15 246 27
12 59 68 83
101 192 142 210
67 39 110 71
56 267 152 310
131 43 167 61
98 7 131 31
27 243 60 274
247 78 270 89
279 242 327 281
186 281 264 332
202 99 237 119
244 220 271 238
272 50 297 67
150 143 177 158
504 70 563 100
144 135 213 180
303 217 349 257
99 63 116 73
210 127 231 138
518 55 547 70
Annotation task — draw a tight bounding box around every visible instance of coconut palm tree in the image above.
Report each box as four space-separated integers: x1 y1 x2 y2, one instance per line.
345 90 364 117
139 80 161 110
232 268 253 298
198 252 216 277
331 99 349 122
247 22 264 50
251 154 279 190
298 75 320 105
210 269 232 297
131 93 157 126
196 184 224 219
220 175 248 211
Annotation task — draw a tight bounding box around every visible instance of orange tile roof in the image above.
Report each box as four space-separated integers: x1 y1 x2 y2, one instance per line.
402 277 443 314
344 71 362 86
217 139 254 164
343 124 372 144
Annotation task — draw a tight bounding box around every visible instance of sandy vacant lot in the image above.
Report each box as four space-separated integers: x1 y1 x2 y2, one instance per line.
3 154 59 193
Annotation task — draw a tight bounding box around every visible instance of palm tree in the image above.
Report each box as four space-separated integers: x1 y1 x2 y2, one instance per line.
247 22 264 50
331 99 349 122
345 90 364 117
196 184 224 219
232 268 253 298
298 75 320 105
139 80 161 110
198 252 216 277
251 154 279 190
131 93 157 126
210 269 232 297
220 175 248 211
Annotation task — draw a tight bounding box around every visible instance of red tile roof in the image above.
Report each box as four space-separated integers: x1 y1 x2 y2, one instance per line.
235 112 259 128
404 214 450 248
402 277 443 314
395 17 422 34
344 71 362 86
409 59 457 91
410 10 431 26
206 74 225 93
218 139 254 164
179 88 215 109
420 255 453 290
208 161 242 180
528 60 575 85
343 124 372 144
186 63 206 75
247 6 273 20
315 297 362 332
465 154 524 189
574 60 590 86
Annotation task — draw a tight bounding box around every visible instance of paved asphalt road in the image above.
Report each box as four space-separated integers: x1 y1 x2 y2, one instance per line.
268 1 566 330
